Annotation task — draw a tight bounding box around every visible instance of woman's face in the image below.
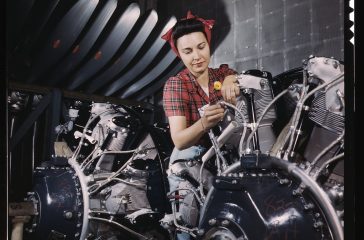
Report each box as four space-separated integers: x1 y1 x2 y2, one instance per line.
176 31 211 78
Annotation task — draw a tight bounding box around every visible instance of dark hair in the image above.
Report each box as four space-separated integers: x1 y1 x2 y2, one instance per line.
172 18 207 48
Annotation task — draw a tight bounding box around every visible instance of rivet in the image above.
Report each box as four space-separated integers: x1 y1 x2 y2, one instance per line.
221 220 229 226
209 218 217 225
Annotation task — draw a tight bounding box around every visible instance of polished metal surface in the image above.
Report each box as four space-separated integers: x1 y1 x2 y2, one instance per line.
7 0 182 101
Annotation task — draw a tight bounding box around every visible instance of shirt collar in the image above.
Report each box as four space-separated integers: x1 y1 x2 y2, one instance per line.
184 69 213 103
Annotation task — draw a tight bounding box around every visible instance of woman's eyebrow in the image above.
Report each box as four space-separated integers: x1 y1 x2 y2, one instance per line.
180 41 206 51
185 42 206 49
181 47 192 52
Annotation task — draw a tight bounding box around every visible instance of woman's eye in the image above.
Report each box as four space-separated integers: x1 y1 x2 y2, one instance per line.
198 44 205 49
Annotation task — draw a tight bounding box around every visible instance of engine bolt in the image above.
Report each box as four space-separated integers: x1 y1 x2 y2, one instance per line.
304 203 314 210
292 187 303 196
208 218 217 226
64 211 73 219
313 221 323 228
221 220 229 226
197 229 205 236
279 179 289 184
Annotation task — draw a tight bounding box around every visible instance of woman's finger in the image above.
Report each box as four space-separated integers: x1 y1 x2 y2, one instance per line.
205 108 224 117
221 87 227 101
234 84 240 95
230 88 237 104
206 112 224 122
225 87 232 103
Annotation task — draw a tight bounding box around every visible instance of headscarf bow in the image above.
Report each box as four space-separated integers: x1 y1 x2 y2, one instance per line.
161 10 215 57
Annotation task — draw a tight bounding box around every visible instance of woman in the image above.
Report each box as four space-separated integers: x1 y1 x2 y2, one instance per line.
161 11 240 239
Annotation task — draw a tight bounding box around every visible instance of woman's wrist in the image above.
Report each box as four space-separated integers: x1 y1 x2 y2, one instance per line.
222 74 238 86
200 117 208 133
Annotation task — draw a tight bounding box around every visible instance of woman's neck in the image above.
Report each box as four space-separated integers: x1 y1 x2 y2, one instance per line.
195 70 209 87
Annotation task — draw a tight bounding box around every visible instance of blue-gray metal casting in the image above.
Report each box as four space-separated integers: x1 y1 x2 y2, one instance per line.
220 155 343 240
30 166 84 240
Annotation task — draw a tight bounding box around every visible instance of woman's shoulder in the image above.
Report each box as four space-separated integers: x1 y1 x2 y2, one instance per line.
165 68 190 84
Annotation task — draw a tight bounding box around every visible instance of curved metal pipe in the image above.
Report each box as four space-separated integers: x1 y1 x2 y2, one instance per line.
68 158 91 240
313 153 344 180
306 131 344 174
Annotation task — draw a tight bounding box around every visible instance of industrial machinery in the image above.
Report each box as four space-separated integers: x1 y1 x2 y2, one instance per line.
162 55 344 240
9 98 174 240
9 55 344 240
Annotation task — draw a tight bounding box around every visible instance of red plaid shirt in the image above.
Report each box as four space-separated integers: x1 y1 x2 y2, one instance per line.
163 64 236 128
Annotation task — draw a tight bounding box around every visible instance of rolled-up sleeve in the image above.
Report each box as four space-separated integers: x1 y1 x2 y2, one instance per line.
218 64 237 82
163 77 188 117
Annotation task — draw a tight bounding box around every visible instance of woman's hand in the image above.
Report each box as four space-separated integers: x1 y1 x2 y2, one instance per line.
168 104 224 149
201 104 225 130
221 75 240 105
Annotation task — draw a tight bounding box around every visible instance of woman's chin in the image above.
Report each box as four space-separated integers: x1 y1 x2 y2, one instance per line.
192 66 208 75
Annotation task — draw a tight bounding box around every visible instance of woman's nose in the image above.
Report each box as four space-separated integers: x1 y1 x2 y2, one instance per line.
192 51 201 60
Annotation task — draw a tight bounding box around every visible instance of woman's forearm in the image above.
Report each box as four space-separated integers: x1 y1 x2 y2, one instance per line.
172 118 206 150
